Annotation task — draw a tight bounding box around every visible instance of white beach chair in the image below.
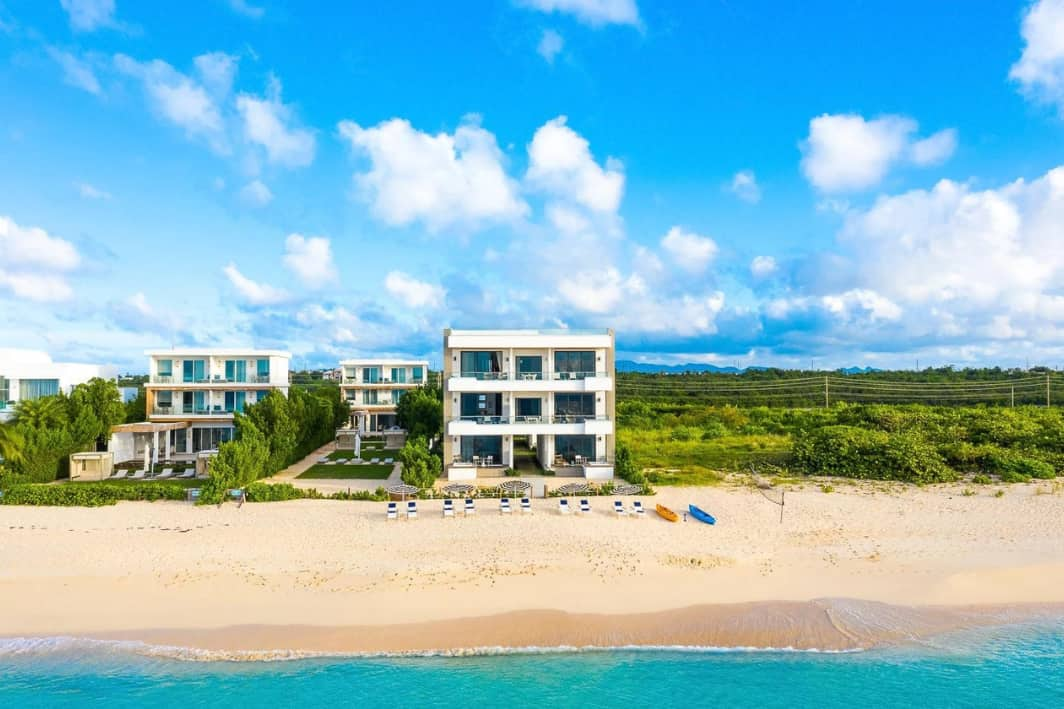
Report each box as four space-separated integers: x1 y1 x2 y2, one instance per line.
129 469 146 480
558 498 571 515
386 502 398 521
111 469 128 480
156 468 174 479
325 460 337 465
579 498 591 514
371 457 381 463
631 500 646 517
443 499 455 518
179 469 195 479
613 500 627 517
317 456 329 463
383 457 394 464
464 498 476 516
520 497 532 513
406 501 418 520
500 498 512 514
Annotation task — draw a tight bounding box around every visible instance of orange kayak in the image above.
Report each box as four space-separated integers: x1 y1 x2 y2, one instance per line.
656 504 679 522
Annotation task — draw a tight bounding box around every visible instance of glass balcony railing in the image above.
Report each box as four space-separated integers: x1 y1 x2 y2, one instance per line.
151 374 270 384
453 415 610 425
452 370 610 381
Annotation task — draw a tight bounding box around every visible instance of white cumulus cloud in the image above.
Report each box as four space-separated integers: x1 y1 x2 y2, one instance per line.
385 271 446 309
728 169 761 203
236 77 316 167
239 179 273 206
800 113 957 192
48 48 101 94
60 0 117 32
338 115 528 230
526 115 624 214
518 0 640 27
1010 0 1064 115
223 263 289 306
660 226 718 273
283 234 337 287
750 255 777 277
0 216 81 302
538 29 564 63
76 182 111 200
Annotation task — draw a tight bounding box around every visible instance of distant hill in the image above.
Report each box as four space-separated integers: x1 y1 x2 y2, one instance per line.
616 360 880 375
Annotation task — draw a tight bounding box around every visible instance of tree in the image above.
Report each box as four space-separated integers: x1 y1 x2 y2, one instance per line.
0 424 24 466
396 386 443 440
13 396 68 430
200 420 270 502
399 436 441 488
124 388 146 423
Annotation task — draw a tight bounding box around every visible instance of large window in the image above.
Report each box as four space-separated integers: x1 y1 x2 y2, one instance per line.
19 379 59 401
556 435 595 462
0 376 9 407
516 355 543 380
156 391 173 411
182 391 207 414
460 351 502 378
460 436 502 462
364 389 379 405
256 359 270 380
554 351 596 379
225 360 247 382
363 367 380 383
516 397 542 418
191 426 234 452
554 393 595 422
182 359 206 383
391 367 406 384
224 391 246 413
461 393 502 418
157 359 172 378
412 366 424 383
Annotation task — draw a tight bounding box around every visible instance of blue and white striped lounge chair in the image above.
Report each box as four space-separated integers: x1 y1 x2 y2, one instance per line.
406 501 418 520
386 502 398 520
613 500 627 516
579 498 591 514
631 500 646 517
157 468 174 479
500 498 512 514
464 498 476 516
558 498 571 515
520 497 532 513
111 469 128 480
443 499 455 517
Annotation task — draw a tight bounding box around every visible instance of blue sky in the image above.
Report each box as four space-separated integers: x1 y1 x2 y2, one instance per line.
2 0 1064 372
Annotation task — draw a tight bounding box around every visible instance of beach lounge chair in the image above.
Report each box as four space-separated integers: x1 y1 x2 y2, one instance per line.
156 468 174 479
111 469 128 480
317 456 328 463
613 500 627 516
179 469 195 479
500 497 512 514
384 457 394 464
406 501 418 520
464 498 476 516
558 498 571 515
632 500 646 517
520 497 532 513
579 498 591 514
129 469 146 480
371 457 380 463
443 499 455 518
335 458 347 464
386 502 398 521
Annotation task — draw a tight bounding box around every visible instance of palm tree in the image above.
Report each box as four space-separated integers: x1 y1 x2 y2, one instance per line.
0 423 24 466
12 397 66 430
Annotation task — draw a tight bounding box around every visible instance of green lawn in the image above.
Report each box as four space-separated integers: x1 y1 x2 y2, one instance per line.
327 449 397 461
298 463 394 479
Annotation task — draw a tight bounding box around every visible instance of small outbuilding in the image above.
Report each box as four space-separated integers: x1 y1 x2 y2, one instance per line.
69 451 114 481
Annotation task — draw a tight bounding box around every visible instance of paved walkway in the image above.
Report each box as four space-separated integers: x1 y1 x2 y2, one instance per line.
271 441 403 493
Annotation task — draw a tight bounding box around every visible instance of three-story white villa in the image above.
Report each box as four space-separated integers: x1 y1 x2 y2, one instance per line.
339 359 429 432
143 349 291 456
441 329 615 480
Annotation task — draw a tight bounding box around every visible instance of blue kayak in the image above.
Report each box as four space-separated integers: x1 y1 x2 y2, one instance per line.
689 504 716 525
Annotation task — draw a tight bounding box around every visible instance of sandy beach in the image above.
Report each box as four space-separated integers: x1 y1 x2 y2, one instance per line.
3 481 1064 654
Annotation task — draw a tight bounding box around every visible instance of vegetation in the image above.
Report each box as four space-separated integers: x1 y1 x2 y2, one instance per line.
395 385 443 440
298 463 394 479
399 436 441 488
0 377 126 487
0 480 190 506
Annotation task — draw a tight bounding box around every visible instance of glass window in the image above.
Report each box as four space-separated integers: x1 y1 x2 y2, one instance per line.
461 393 502 417
556 435 595 462
157 359 172 377
364 390 379 405
391 367 406 384
363 367 380 383
19 379 60 401
516 356 543 379
516 397 541 417
256 390 269 401
554 393 594 421
554 351 596 379
157 391 173 408
412 366 424 382
393 389 405 403
256 359 269 379
0 376 9 407
460 352 502 377
460 436 502 461
183 360 206 382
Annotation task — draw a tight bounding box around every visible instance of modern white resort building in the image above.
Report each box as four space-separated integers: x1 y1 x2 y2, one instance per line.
339 359 429 432
0 349 112 423
140 349 291 458
441 329 615 481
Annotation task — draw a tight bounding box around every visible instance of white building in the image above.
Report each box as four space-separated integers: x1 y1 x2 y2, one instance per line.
441 329 616 481
0 349 113 422
142 349 290 457
339 359 429 432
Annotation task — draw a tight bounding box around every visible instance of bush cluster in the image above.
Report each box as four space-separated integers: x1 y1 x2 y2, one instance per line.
0 481 188 507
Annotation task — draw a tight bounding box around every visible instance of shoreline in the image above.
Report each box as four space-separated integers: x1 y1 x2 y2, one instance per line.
5 600 1063 660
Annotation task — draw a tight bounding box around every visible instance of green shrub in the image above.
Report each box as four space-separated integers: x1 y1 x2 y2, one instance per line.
245 482 322 502
0 481 188 507
700 422 729 440
985 450 1056 481
399 437 441 488
793 425 953 483
972 474 992 485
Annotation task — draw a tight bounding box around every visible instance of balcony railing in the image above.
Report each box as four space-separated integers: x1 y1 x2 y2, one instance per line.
453 415 610 425
453 371 609 381
152 406 241 416
150 374 270 385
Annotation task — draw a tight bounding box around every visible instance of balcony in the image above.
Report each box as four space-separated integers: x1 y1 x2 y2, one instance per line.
447 371 612 393
446 415 612 436
151 405 241 417
149 374 271 385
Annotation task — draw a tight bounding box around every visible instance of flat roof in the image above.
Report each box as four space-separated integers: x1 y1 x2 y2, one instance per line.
339 359 429 366
110 421 190 434
144 349 291 357
445 328 612 336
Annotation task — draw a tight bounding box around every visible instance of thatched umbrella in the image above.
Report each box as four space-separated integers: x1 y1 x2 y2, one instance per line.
442 483 475 498
386 483 419 501
556 481 589 496
612 484 643 495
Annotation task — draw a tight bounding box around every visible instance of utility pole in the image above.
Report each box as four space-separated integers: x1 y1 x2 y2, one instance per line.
824 376 830 408
1048 371 1052 407
1011 386 1015 408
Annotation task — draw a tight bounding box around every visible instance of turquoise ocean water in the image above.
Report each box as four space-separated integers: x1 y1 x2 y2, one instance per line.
2 622 1063 708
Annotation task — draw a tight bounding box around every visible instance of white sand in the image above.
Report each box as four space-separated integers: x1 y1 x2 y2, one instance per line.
2 481 1063 649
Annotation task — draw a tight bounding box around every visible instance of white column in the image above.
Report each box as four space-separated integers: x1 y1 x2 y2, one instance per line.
152 430 159 466
164 429 171 460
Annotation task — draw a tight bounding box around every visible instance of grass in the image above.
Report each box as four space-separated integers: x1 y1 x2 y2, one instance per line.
620 429 790 486
327 449 396 461
298 464 394 480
